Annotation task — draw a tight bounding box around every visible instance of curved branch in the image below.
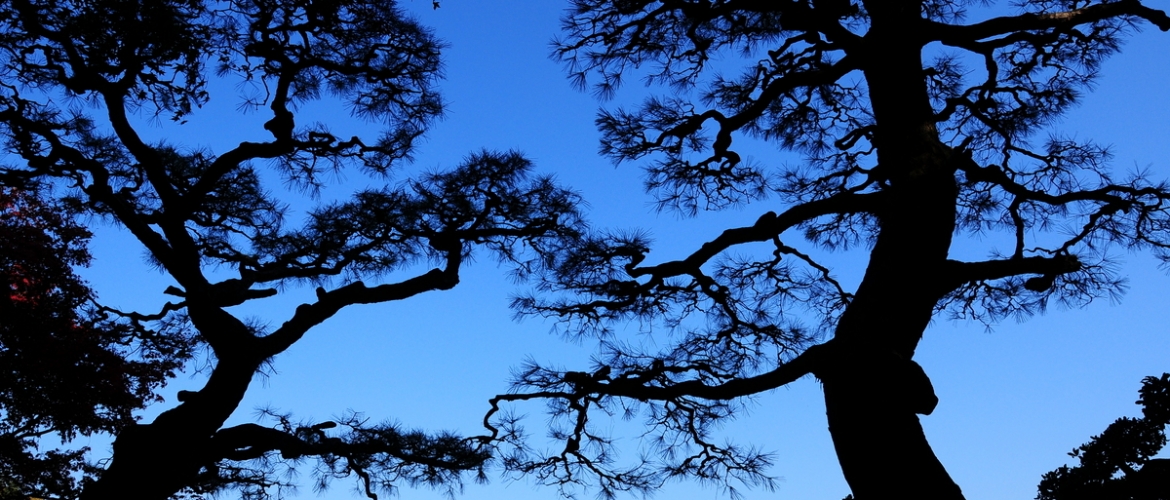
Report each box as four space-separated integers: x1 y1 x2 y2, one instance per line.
719 54 859 137
258 247 462 359
631 191 879 278
961 162 1165 208
493 343 827 408
930 0 1170 48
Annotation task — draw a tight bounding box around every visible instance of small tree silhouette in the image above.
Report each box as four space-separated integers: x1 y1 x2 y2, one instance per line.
1038 373 1170 500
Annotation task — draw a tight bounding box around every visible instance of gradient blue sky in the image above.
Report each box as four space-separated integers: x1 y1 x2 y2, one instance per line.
76 2 1170 499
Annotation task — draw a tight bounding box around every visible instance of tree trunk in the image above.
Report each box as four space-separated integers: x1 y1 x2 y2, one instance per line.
812 3 969 496
820 353 964 499
817 168 966 498
81 421 209 499
81 353 259 500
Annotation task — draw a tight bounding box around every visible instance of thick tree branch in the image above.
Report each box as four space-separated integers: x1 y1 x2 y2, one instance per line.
213 423 309 461
258 247 462 358
631 191 879 278
599 343 825 400
942 255 1082 290
930 0 1170 47
189 140 295 204
493 343 827 411
210 422 485 472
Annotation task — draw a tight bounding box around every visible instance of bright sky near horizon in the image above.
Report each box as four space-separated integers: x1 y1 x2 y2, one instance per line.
74 2 1170 499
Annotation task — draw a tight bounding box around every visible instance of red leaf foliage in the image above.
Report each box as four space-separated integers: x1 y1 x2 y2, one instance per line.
0 187 190 498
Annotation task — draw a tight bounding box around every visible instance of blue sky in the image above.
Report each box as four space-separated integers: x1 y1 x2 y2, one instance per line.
76 2 1170 499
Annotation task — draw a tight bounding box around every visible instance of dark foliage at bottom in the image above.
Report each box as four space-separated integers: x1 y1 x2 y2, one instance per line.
1038 373 1170 500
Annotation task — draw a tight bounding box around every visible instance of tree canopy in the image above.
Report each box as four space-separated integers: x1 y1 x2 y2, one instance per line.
0 1 582 499
484 1 1170 499
3 1 1169 499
